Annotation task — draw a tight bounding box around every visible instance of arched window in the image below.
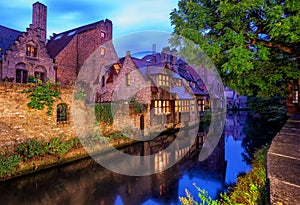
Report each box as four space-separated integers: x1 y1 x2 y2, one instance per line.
15 63 28 83
57 103 68 123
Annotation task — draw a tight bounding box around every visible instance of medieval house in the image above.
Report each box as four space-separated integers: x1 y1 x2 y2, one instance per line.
96 48 207 132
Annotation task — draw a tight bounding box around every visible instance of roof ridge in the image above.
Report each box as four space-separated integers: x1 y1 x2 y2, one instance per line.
0 25 22 33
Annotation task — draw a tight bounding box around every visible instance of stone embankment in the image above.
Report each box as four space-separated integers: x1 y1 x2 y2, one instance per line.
268 112 300 204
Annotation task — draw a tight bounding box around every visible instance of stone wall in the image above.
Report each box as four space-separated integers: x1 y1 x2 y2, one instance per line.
267 113 300 204
0 83 75 148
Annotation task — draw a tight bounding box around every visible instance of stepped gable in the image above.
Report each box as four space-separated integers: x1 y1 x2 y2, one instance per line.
0 25 22 60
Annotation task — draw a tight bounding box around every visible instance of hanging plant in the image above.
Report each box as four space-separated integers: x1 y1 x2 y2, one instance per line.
23 82 60 115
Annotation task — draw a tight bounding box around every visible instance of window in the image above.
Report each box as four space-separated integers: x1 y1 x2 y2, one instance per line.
101 75 105 87
175 100 190 113
154 100 170 114
292 80 299 103
34 72 45 82
191 100 195 112
16 63 27 83
174 78 182 86
158 74 170 86
197 99 205 112
126 74 131 86
100 31 106 39
57 103 68 123
100 47 105 56
16 69 28 83
26 45 37 57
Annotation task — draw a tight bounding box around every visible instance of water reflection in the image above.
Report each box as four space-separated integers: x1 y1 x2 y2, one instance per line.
0 111 252 205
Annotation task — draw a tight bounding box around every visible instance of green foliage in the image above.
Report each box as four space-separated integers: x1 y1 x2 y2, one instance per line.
179 186 221 205
129 98 146 113
170 0 300 98
74 87 87 101
46 136 72 156
95 103 115 124
247 96 287 124
24 82 60 115
179 147 270 205
0 155 21 176
15 139 46 161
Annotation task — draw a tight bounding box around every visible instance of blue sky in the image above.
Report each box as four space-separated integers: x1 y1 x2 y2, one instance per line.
0 0 178 39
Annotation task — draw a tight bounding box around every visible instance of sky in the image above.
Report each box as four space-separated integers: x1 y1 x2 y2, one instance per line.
0 0 178 40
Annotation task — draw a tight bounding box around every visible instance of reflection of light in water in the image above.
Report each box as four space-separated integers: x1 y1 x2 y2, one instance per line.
154 152 170 172
114 195 123 205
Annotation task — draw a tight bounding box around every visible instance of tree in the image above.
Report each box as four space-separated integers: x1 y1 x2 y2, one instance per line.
170 0 300 97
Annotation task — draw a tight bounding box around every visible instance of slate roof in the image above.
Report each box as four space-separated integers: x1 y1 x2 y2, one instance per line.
171 86 193 100
0 25 22 60
47 20 106 58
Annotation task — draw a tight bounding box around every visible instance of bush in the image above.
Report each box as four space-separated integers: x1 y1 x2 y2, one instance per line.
15 139 46 161
0 155 21 176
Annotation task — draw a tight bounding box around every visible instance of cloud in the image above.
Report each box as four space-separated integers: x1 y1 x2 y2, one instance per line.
0 0 178 39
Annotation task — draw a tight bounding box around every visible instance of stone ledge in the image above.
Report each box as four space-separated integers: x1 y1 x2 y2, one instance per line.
268 112 300 204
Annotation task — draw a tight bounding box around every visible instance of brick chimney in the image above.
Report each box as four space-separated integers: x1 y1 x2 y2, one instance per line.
32 2 47 43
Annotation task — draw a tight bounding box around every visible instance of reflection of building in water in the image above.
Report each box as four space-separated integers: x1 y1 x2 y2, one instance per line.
224 87 248 110
225 111 247 141
197 132 226 183
0 129 229 205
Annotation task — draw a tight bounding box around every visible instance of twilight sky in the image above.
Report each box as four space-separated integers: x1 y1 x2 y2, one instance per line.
0 0 178 40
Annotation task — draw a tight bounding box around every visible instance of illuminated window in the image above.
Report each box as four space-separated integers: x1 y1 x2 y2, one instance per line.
154 100 170 114
100 31 106 39
174 78 182 86
26 45 37 57
126 74 131 86
158 74 170 86
57 103 68 123
175 100 190 113
191 100 195 112
100 47 105 55
197 99 205 112
292 80 299 103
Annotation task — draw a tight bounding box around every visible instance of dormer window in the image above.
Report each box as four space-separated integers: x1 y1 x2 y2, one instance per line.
26 41 38 57
100 31 106 39
174 78 182 86
158 74 170 86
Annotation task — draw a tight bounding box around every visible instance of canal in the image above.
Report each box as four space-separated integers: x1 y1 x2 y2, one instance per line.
0 111 272 205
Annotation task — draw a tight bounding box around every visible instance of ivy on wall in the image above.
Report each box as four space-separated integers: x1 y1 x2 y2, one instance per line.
23 82 60 115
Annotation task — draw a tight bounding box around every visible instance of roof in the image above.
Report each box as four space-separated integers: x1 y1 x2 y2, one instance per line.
47 20 106 58
171 86 193 100
0 25 22 60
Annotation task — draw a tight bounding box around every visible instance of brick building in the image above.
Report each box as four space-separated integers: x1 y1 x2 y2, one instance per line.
0 2 116 85
0 2 55 83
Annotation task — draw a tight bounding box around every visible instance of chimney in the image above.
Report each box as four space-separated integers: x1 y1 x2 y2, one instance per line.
32 2 47 43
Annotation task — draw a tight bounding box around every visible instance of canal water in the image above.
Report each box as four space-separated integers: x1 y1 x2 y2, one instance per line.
0 111 255 205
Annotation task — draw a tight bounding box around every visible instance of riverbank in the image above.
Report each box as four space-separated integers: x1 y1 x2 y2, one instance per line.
0 125 183 181
179 146 270 205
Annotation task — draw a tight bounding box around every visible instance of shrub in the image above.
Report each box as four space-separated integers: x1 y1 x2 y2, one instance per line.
0 155 21 176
